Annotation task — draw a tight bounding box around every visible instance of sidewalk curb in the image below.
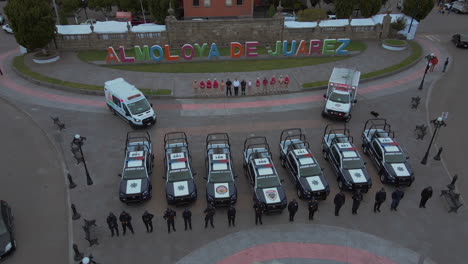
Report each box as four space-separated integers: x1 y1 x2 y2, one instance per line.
11 62 174 99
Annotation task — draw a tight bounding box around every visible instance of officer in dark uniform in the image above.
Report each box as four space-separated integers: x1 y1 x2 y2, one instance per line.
142 211 154 233
308 197 318 220
204 205 216 228
253 201 264 225
391 187 405 211
351 190 363 215
334 191 346 216
227 205 236 227
106 212 119 237
163 208 176 233
374 188 386 213
119 210 134 235
182 208 192 230
288 199 299 222
419 186 433 208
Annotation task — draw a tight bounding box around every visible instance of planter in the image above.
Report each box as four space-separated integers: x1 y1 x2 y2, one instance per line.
32 50 60 64
382 39 408 51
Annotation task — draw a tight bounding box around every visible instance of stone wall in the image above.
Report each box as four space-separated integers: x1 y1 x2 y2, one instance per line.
51 14 391 51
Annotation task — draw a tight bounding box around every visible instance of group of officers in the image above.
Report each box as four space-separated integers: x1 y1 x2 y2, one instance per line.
105 186 434 236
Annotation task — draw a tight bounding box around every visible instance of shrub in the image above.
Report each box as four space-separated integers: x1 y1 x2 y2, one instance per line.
297 8 327 22
391 17 407 31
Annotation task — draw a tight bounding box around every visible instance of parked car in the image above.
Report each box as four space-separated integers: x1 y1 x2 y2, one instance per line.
0 200 16 260
2 24 13 34
452 34 468 48
452 1 468 13
281 12 296 21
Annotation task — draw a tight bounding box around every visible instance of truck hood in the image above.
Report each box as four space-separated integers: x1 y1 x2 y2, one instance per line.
206 182 236 199
325 100 351 112
120 178 149 195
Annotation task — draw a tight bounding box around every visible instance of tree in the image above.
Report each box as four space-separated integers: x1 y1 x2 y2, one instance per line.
402 0 434 21
297 8 327 21
88 0 115 20
360 0 381 17
267 3 276 18
117 0 141 13
335 0 355 18
148 0 180 24
5 0 56 54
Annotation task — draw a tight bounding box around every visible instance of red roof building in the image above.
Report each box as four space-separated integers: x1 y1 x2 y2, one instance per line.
183 0 254 19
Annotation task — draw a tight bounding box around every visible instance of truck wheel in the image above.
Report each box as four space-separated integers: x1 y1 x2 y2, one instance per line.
363 146 369 155
379 174 386 184
323 151 329 161
345 114 352 123
281 156 286 168
296 188 303 199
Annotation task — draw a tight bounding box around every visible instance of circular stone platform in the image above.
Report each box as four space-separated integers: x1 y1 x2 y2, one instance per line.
176 224 437 264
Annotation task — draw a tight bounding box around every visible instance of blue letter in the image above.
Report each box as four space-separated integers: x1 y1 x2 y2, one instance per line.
282 40 297 56
207 43 220 60
149 45 163 61
336 38 350 55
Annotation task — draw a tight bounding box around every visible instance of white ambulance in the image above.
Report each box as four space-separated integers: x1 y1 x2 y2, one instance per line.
322 67 360 122
104 78 156 127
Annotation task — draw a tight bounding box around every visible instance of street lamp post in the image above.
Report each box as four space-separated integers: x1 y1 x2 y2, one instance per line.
421 117 447 165
139 0 147 23
71 134 93 185
418 54 432 90
81 0 89 20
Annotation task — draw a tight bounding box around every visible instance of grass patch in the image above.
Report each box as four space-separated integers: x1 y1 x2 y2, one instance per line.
77 41 367 62
13 55 170 96
383 39 407 46
105 56 348 73
303 40 422 88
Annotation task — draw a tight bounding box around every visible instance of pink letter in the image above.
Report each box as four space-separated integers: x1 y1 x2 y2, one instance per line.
119 46 135 63
181 44 194 60
309 40 323 55
245 41 259 57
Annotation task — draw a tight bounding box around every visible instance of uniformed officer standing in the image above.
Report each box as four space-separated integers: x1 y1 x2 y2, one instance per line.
253 201 264 225
351 190 363 215
119 211 134 235
106 212 119 237
419 186 433 208
182 208 192 231
227 205 236 227
308 198 318 220
334 191 346 216
142 211 154 233
204 205 216 228
374 188 386 213
163 208 177 233
288 199 299 222
391 188 405 211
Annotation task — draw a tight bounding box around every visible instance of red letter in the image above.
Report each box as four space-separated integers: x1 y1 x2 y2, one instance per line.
106 47 120 63
295 40 308 56
164 45 179 61
230 42 244 58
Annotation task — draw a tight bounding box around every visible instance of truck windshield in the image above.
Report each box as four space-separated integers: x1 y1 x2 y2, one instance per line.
385 153 406 163
329 92 350 103
127 99 151 115
168 169 192 182
123 167 146 179
209 171 233 183
257 176 281 188
299 165 322 177
342 159 364 169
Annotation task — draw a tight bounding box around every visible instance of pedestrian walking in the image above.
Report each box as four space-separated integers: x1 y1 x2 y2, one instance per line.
106 212 119 237
142 210 154 233
241 79 247 95
204 205 215 228
284 75 290 92
391 188 405 211
182 208 192 230
227 205 236 227
255 77 261 95
262 77 268 94
192 80 199 96
419 186 433 208
119 210 134 235
308 197 318 220
163 208 177 233
442 57 449 72
233 78 240 96
247 80 253 95
253 201 264 225
374 188 386 213
288 199 299 222
213 78 219 96
226 78 232 96
334 191 346 216
206 79 212 96
220 79 226 95
430 56 439 72
199 80 206 96
270 75 276 93
351 190 363 215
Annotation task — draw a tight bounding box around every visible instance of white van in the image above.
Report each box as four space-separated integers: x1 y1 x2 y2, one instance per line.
322 67 360 122
104 78 156 127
